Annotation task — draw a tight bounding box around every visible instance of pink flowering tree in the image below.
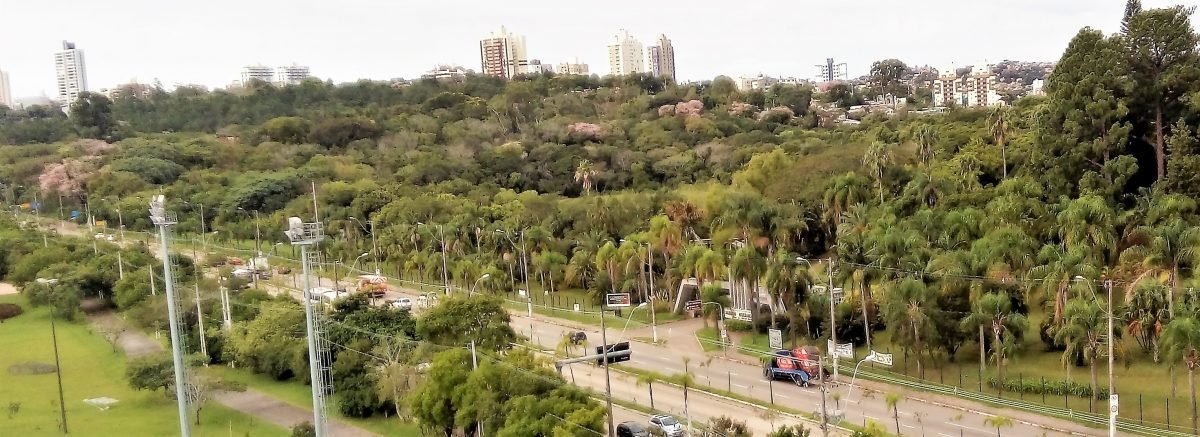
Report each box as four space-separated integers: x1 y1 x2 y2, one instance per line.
38 159 95 196
567 122 604 142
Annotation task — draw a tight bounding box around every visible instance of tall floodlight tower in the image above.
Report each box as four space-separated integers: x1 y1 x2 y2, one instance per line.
284 217 330 437
148 195 191 437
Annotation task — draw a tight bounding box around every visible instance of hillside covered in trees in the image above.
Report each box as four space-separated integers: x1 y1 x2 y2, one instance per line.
6 1 1200 432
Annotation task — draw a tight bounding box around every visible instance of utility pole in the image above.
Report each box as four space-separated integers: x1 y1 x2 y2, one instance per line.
39 278 69 434
828 258 838 381
519 230 529 297
1107 279 1116 437
600 300 615 437
149 195 192 437
285 216 329 437
195 280 207 361
646 244 658 343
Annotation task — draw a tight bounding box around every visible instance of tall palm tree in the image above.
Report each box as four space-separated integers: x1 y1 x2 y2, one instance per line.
649 215 684 300
821 172 870 234
730 245 766 325
1163 317 1200 433
961 293 1028 381
1029 243 1099 324
983 416 1014 437
534 250 567 294
883 278 937 379
1057 195 1118 265
764 252 811 333
884 392 903 436
663 200 704 242
1122 220 1200 317
988 106 1011 179
595 241 620 295
914 124 939 167
1125 280 1169 361
574 159 597 195
862 142 894 203
1055 298 1106 397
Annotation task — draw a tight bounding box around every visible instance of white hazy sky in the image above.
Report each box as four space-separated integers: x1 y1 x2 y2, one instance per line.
0 0 1191 98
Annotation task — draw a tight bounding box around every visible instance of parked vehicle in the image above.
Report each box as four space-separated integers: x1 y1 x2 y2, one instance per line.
648 415 684 436
389 298 412 310
568 331 587 345
615 421 650 437
763 345 826 387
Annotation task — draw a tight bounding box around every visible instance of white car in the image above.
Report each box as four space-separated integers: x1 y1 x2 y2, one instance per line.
390 298 412 310
648 415 684 437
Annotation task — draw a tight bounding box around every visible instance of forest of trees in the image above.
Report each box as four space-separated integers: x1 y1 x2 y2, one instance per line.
8 0 1200 433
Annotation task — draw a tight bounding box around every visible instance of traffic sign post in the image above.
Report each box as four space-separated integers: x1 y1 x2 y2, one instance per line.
605 293 631 308
1109 394 1118 437
684 299 701 311
768 328 783 350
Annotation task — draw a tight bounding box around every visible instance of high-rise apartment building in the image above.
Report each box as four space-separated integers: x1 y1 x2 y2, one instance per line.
931 63 1003 107
814 58 848 83
645 34 676 80
241 65 274 85
276 64 311 86
0 69 11 108
479 26 529 79
556 59 590 76
421 65 471 81
608 29 644 76
54 41 88 107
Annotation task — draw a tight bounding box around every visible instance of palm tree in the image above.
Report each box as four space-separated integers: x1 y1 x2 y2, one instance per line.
821 172 870 234
595 241 620 295
764 252 811 335
649 215 684 300
983 415 1014 437
962 293 1028 381
914 124 939 167
988 106 1011 179
862 141 894 203
1122 220 1200 317
534 250 567 294
663 200 704 242
1125 280 1169 362
884 392 903 436
730 245 766 325
883 278 937 379
1057 195 1118 265
1029 243 1099 324
574 159 597 195
1163 316 1200 432
1054 298 1105 396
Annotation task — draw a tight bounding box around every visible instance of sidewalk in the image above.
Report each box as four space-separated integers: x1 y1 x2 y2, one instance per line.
85 311 377 437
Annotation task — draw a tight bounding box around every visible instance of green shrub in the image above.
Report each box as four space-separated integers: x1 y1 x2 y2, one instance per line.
986 377 1109 399
0 303 22 320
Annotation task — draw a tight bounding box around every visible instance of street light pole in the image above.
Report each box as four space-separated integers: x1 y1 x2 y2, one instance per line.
703 301 728 358
1106 279 1116 437
38 278 69 434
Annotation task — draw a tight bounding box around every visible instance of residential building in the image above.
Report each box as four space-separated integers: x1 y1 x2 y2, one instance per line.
814 58 847 83
645 34 676 79
241 65 274 85
931 63 1004 107
98 82 155 100
736 74 779 91
14 94 53 110
608 29 644 76
276 64 311 86
54 41 88 107
479 26 529 79
0 69 11 108
529 59 554 74
421 65 471 81
556 59 590 76
1030 78 1046 96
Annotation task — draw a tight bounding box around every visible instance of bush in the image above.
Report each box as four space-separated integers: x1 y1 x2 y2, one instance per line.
0 303 22 320
291 422 316 437
725 320 753 332
986 376 1109 399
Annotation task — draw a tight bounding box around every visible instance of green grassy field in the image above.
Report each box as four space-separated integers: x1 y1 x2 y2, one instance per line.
0 295 286 437
208 366 422 436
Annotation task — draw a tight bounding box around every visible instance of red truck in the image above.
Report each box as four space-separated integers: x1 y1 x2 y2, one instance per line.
763 345 827 387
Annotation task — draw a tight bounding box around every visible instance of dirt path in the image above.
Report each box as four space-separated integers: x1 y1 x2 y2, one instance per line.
0 282 17 296
86 311 378 436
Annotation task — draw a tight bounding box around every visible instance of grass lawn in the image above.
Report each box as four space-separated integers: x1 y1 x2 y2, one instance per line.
0 295 286 437
208 366 422 436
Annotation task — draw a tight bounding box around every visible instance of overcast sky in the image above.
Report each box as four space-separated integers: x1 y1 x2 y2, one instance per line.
0 0 1192 98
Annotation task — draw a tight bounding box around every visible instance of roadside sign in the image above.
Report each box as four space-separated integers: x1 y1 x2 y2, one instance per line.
720 328 729 341
871 351 893 366
768 328 783 350
1110 394 1119 413
835 343 854 359
518 289 526 297
731 309 752 322
573 303 581 312
827 339 835 357
605 293 631 308
685 299 702 311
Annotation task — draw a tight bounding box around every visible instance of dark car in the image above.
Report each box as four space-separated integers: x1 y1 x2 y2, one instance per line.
616 421 650 437
569 331 587 345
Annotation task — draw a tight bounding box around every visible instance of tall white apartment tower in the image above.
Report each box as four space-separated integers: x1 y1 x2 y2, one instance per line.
814 58 848 83
479 26 529 79
276 64 311 86
54 41 88 107
0 69 12 108
241 65 275 85
645 34 676 80
608 29 644 76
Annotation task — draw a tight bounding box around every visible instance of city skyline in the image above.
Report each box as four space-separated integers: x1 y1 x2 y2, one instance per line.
0 0 1182 99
